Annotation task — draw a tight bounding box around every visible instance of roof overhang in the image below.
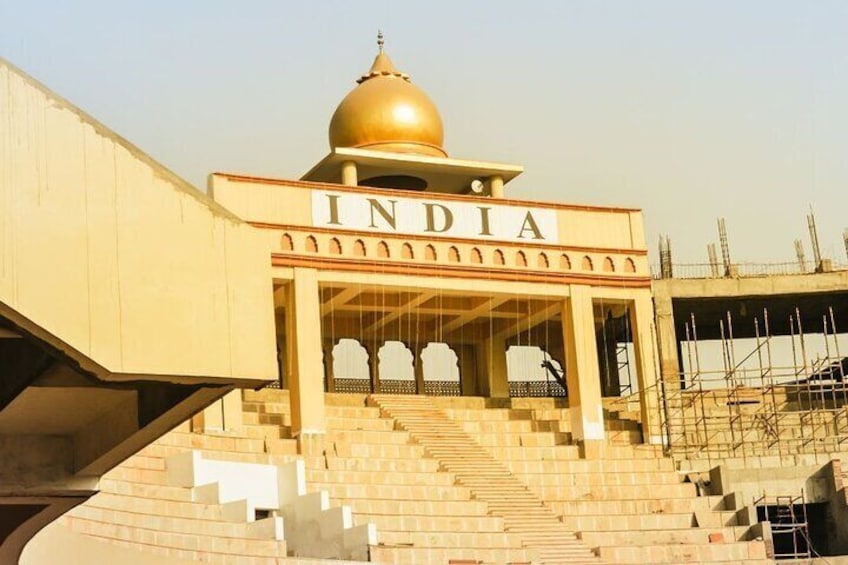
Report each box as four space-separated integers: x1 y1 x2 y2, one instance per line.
301 147 523 195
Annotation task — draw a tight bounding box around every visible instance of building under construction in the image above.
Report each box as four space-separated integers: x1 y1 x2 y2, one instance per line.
4 37 848 565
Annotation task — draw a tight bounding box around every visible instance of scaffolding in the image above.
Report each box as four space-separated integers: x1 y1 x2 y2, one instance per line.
753 491 812 560
662 306 848 463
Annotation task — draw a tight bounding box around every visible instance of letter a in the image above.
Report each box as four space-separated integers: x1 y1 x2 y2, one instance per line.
517 211 543 240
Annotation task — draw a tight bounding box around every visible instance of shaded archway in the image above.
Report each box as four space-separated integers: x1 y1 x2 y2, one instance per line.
331 339 371 393
421 343 461 396
377 341 415 394
506 345 566 397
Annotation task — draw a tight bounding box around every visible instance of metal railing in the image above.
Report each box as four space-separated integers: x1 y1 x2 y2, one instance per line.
651 261 848 280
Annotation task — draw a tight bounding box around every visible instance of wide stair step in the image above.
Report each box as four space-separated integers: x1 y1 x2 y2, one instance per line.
370 394 602 565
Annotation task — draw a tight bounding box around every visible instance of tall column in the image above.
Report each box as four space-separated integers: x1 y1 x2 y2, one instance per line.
285 267 326 453
341 161 358 186
456 344 478 396
323 340 336 393
413 343 426 394
653 286 682 446
476 336 510 398
367 344 381 393
653 287 682 389
561 286 605 456
596 315 621 397
630 291 664 445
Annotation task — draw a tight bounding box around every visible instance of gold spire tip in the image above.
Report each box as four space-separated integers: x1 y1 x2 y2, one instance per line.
377 30 384 52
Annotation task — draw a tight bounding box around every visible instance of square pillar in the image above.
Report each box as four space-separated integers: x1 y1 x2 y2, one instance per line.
192 390 242 433
285 268 326 450
476 336 509 398
456 344 478 396
323 340 335 393
630 291 665 445
413 343 426 394
561 286 605 454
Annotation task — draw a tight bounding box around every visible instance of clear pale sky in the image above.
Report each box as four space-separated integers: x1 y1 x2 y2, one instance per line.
2 1 846 265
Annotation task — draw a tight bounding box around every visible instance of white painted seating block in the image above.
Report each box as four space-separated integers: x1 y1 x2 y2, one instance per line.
344 523 377 549
289 491 330 525
318 506 352 540
165 450 200 488
246 516 285 540
220 499 254 523
166 450 279 509
344 524 377 561
277 459 307 507
193 482 221 504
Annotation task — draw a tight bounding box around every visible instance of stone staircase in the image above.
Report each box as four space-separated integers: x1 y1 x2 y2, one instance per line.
370 394 601 565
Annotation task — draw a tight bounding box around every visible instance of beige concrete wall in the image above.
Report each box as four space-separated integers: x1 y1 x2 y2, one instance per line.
653 270 848 299
210 174 313 227
0 60 276 383
210 175 647 254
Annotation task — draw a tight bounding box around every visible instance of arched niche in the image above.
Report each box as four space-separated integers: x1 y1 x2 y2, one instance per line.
354 239 367 257
516 250 527 267
377 341 415 394
425 244 437 261
401 242 414 259
506 345 567 398
331 339 371 393
421 343 461 396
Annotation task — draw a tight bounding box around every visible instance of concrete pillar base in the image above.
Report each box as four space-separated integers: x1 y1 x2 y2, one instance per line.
296 432 326 456
578 440 607 459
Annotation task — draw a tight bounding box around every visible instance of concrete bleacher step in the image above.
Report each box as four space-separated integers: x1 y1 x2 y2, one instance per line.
370 545 538 564
64 516 288 561
307 468 455 486
578 525 748 547
532 482 697 501
338 498 490 517
352 513 505 533
597 539 769 563
551 496 723 517
320 455 441 473
370 393 602 564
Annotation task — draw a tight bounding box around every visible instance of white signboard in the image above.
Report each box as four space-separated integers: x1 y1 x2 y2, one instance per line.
311 190 558 243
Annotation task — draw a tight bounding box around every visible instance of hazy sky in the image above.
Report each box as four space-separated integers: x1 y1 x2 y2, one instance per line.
2 1 846 264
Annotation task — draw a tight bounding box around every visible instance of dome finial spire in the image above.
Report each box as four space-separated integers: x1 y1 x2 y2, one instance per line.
377 30 384 52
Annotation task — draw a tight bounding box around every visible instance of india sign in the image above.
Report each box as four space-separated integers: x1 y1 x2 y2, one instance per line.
311 191 558 243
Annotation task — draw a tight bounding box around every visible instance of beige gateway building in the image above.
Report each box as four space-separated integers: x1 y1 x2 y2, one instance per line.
3 36 848 565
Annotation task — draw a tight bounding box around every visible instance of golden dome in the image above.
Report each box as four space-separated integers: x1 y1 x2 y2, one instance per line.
329 34 446 158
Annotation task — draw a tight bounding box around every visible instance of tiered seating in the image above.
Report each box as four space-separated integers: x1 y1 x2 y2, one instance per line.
55 387 777 564
439 395 772 564
59 427 298 563
302 393 538 564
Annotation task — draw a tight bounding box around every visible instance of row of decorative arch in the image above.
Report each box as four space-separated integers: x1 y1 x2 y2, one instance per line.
281 233 638 273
